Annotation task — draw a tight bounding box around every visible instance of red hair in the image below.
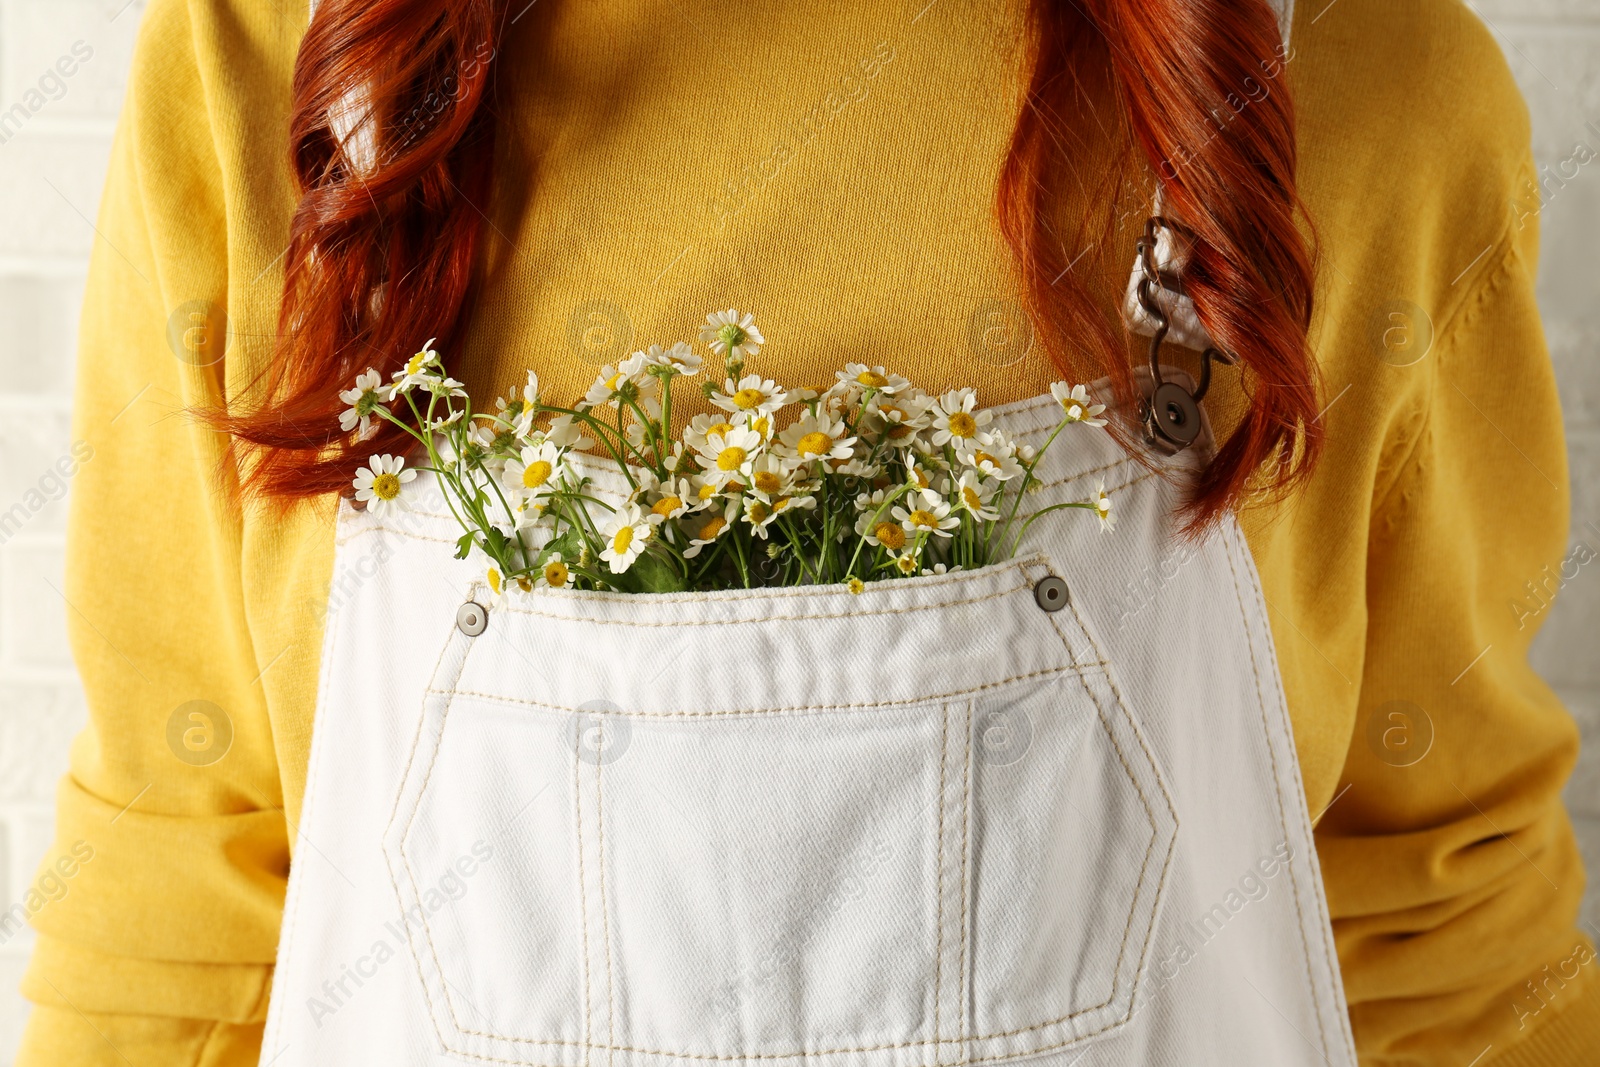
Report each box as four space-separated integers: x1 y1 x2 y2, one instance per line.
230 0 1319 526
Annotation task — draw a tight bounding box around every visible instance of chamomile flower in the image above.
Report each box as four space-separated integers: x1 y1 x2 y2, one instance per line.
418 373 468 400
894 551 922 575
427 408 464 431
684 501 739 558
745 453 795 500
503 440 563 503
644 476 702 524
893 489 961 539
633 342 702 376
868 393 934 448
854 486 897 517
599 503 653 573
624 418 653 452
388 340 442 395
745 490 815 538
682 413 740 455
836 457 883 479
512 495 550 530
931 389 992 447
1094 478 1116 533
352 454 416 518
959 431 1027 481
544 414 590 451
537 552 571 589
921 563 959 576
746 411 777 441
904 460 943 494
777 410 857 464
1050 382 1108 427
693 424 765 487
701 309 764 362
485 564 507 604
954 470 1001 521
855 509 909 551
338 369 387 438
711 373 787 417
837 363 910 395
742 497 777 538
688 470 731 506
583 363 643 409
847 576 866 595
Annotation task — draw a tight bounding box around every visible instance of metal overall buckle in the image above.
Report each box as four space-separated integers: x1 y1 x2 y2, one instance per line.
1133 215 1233 453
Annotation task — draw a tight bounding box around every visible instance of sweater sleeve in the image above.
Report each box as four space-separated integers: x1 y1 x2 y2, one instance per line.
1312 199 1600 1062
15 0 291 1062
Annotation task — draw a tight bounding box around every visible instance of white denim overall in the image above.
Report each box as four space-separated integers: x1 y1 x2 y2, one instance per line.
259 382 1357 1067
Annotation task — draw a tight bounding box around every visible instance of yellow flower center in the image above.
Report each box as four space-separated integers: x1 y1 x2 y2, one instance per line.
856 370 888 388
973 450 998 468
733 388 765 410
707 421 735 437
543 560 569 587
897 555 917 574
605 372 624 391
887 424 914 440
406 352 427 375
753 471 782 494
911 468 930 489
522 460 552 488
487 567 503 595
747 501 771 524
1064 400 1084 418
947 411 977 438
612 525 634 554
717 446 748 471
653 496 682 518
963 486 982 510
797 431 831 457
698 482 720 501
751 416 771 438
909 509 938 529
874 522 906 550
372 472 401 500
698 516 727 540
847 577 865 595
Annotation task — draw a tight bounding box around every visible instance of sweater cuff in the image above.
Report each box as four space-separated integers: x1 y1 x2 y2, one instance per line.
15 1007 262 1067
1486 964 1600 1067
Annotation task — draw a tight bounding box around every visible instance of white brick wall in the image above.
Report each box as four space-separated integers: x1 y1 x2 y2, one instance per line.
0 0 141 1059
1474 0 1600 941
0 1 1596 1061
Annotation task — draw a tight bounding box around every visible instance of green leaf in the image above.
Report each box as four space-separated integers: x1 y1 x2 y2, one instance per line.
483 526 508 559
629 550 687 594
533 528 582 570
453 532 476 561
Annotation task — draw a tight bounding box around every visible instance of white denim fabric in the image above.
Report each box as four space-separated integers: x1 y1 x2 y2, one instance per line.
260 384 1357 1067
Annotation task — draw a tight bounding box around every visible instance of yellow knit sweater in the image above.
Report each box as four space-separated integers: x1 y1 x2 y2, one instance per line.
17 0 1598 1064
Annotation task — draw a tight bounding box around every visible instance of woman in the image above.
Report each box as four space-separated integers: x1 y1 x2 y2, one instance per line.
17 0 1593 1063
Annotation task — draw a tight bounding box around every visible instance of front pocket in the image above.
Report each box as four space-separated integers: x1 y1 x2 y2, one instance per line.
382 560 1177 1067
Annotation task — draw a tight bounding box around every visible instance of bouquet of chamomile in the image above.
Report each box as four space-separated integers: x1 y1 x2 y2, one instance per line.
342 309 1114 595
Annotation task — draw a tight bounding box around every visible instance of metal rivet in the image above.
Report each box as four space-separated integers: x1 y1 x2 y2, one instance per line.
1033 576 1069 613
456 601 488 636
1147 381 1202 449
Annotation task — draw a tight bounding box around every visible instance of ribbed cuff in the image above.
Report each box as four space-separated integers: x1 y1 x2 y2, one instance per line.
15 1007 263 1067
1486 969 1600 1067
